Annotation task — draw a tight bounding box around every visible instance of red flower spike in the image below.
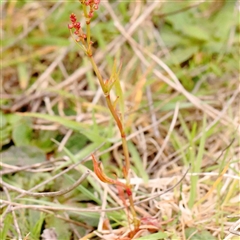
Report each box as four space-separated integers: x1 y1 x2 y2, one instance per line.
70 13 77 23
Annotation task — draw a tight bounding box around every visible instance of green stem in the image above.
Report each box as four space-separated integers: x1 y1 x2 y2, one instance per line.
87 38 138 229
89 56 106 93
82 4 92 54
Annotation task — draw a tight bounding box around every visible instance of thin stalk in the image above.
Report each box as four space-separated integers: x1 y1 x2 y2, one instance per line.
89 55 138 226
82 4 92 55
80 5 138 226
89 56 106 93
129 195 139 228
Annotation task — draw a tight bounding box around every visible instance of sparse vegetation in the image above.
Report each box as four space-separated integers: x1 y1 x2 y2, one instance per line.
1 1 239 240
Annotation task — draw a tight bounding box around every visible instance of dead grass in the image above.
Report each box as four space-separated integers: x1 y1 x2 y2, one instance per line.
1 1 239 240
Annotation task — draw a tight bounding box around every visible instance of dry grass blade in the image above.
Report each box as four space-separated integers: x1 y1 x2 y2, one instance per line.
3 187 22 239
103 1 239 131
0 143 104 214
2 2 62 52
1 165 190 215
135 164 190 205
2 1 239 238
1 171 90 197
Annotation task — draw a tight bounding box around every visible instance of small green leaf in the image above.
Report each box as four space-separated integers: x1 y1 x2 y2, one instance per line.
12 118 32 146
19 112 105 143
6 113 22 125
182 25 211 41
165 46 199 65
65 132 88 154
45 215 71 239
0 126 12 147
27 36 69 46
17 63 29 90
185 228 217 240
29 212 45 239
1 146 45 166
31 130 58 153
0 111 7 128
128 141 148 183
0 214 12 240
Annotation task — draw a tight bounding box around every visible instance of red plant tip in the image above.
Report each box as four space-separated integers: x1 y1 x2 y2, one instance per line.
70 13 77 23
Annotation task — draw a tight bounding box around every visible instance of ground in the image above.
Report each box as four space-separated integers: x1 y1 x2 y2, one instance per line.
1 1 240 240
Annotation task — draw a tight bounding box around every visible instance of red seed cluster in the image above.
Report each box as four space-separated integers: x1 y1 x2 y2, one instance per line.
68 1 100 43
68 13 86 42
81 0 100 18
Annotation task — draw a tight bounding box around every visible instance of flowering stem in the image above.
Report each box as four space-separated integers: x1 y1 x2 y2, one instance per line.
90 55 131 177
68 1 139 228
90 55 138 227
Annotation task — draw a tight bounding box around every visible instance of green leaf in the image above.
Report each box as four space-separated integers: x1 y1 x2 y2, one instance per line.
189 115 206 208
19 112 88 131
128 141 148 183
12 118 32 146
109 60 124 121
161 27 191 48
114 77 124 116
165 46 199 65
185 228 217 240
165 9 193 31
0 125 12 147
6 113 22 125
211 2 236 41
182 25 211 41
19 112 105 143
45 215 71 239
31 130 58 153
0 214 12 240
64 174 102 204
26 36 69 46
0 111 7 128
17 63 29 90
1 145 45 166
65 132 88 154
29 212 45 239
135 231 168 240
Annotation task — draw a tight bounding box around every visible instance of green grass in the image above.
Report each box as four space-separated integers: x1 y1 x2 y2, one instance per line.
1 1 239 239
